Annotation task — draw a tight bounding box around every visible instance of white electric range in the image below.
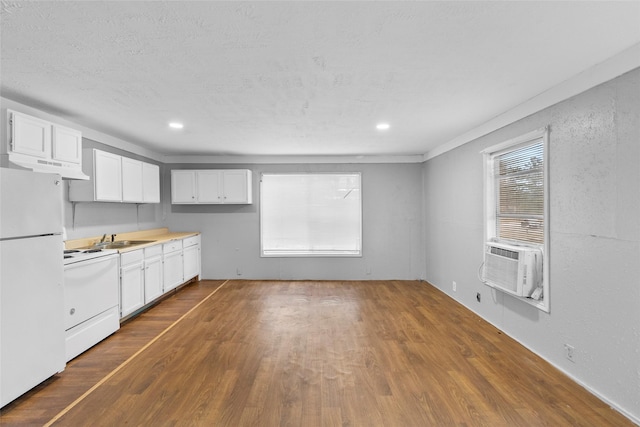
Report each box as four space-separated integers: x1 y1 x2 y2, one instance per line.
63 247 120 361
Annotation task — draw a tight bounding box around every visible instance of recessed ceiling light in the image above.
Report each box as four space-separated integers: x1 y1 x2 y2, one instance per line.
169 122 184 129
376 123 390 130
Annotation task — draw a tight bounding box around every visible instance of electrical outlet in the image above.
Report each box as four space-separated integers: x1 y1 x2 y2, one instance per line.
564 344 575 362
366 266 372 275
476 292 481 302
236 268 242 276
452 281 457 292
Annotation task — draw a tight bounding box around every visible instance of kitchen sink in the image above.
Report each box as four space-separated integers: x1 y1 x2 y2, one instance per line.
91 240 155 249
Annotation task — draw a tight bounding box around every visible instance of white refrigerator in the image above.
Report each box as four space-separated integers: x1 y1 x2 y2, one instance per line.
0 167 66 408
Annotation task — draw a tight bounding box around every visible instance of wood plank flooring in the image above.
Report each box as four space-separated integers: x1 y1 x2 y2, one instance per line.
0 279 225 426
1 280 633 426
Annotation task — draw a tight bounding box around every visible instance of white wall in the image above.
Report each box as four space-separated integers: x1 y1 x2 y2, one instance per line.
165 162 425 281
422 68 640 422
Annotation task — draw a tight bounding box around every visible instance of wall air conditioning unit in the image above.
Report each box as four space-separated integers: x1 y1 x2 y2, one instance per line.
481 242 542 298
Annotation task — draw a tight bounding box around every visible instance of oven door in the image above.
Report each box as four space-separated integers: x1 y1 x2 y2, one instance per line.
63 254 119 331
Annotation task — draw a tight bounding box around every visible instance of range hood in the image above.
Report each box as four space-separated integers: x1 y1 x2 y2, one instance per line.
8 152 89 180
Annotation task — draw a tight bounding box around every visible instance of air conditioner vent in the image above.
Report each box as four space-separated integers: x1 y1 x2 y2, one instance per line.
489 246 519 260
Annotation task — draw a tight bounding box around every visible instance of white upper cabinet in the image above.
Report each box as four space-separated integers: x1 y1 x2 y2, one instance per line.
171 169 252 204
121 157 143 203
8 110 87 179
10 112 51 159
222 170 252 203
196 170 222 203
142 163 160 203
52 125 82 164
69 149 160 203
171 170 197 203
94 150 122 202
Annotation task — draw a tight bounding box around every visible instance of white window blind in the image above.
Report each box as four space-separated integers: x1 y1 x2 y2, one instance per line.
494 139 544 244
260 173 362 257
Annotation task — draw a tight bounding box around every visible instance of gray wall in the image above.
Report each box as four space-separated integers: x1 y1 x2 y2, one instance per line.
165 162 425 281
422 68 640 422
6 69 637 421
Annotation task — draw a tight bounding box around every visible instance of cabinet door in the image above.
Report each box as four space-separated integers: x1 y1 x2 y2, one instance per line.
223 170 252 203
121 261 145 317
163 251 183 291
142 163 160 203
171 170 196 203
94 150 122 202
197 170 222 203
122 157 143 203
10 112 51 159
144 255 163 303
183 244 200 281
52 125 82 164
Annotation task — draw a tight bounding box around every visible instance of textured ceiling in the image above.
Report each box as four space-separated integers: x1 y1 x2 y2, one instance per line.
1 1 639 158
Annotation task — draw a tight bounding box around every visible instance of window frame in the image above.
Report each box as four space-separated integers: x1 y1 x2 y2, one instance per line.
482 127 550 312
259 172 363 258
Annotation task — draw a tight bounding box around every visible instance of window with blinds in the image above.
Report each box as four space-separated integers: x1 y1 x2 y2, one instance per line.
494 140 544 244
483 128 549 311
260 173 362 257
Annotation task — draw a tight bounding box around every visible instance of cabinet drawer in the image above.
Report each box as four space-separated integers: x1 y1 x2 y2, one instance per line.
182 235 200 248
120 249 143 266
163 240 182 254
144 244 162 258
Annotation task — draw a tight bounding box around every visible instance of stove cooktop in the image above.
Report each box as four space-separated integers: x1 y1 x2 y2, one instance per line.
63 248 118 266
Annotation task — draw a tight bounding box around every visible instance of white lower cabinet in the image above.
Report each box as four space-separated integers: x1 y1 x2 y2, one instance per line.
163 240 184 292
117 235 201 319
144 245 163 303
120 250 145 318
183 235 201 282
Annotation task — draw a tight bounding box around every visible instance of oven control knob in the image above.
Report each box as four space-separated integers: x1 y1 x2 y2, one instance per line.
70 308 75 315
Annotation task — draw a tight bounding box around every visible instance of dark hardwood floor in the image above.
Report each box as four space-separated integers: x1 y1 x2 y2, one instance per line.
0 280 633 426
